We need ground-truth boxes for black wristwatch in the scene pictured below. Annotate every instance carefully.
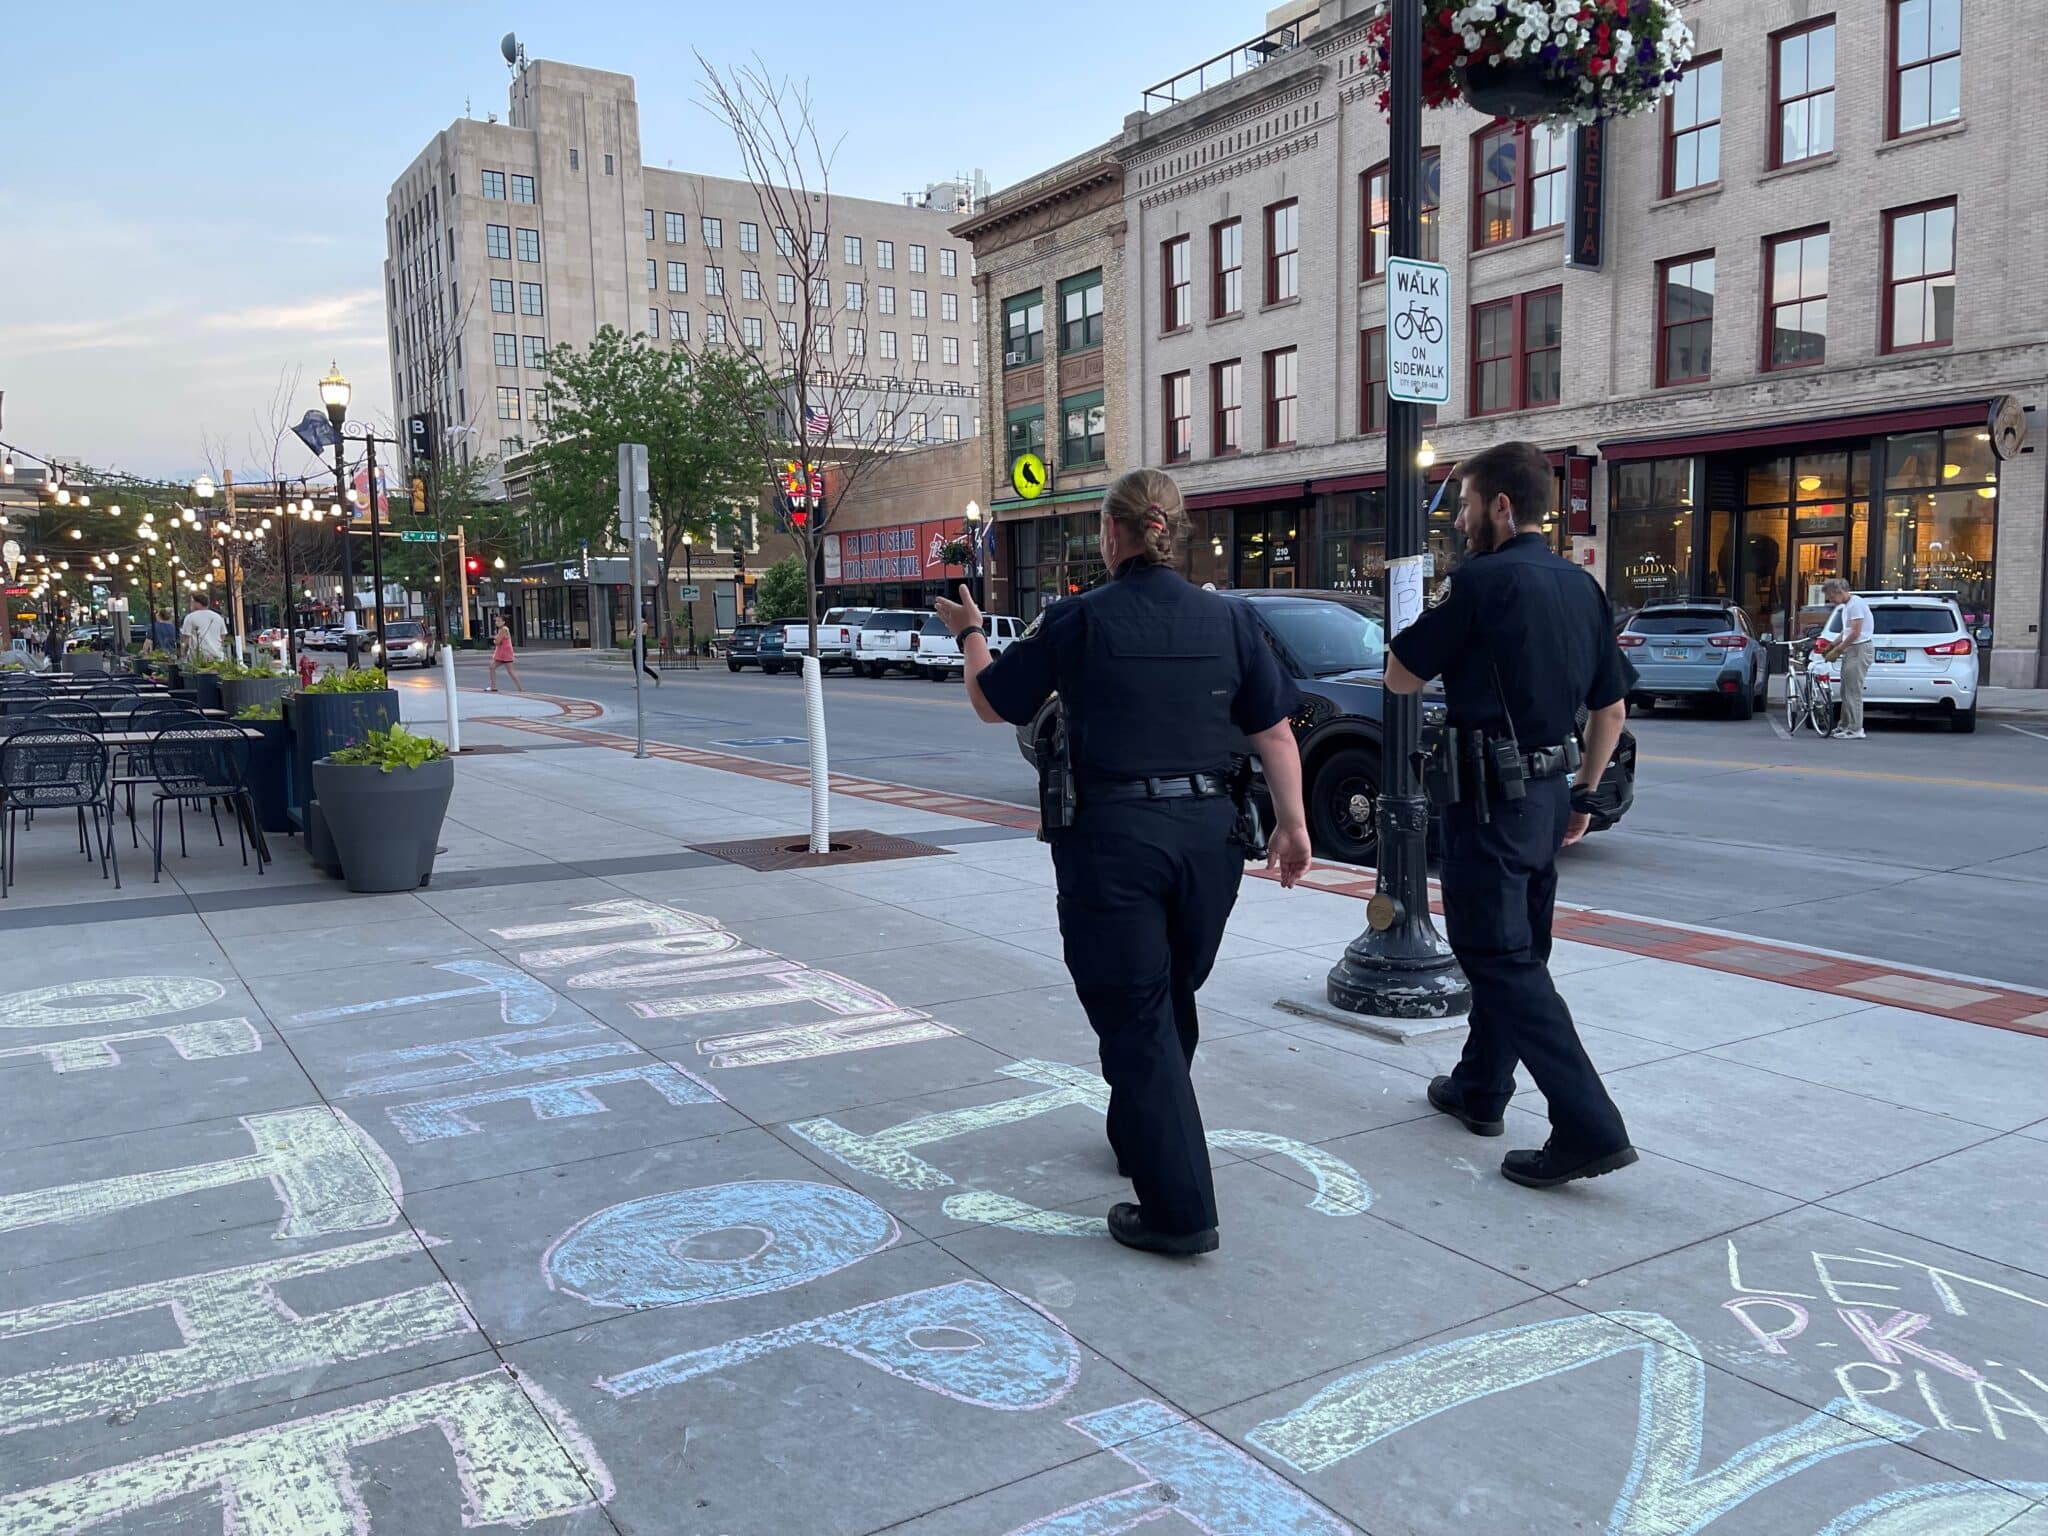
[953,624,987,645]
[1569,783,1602,816]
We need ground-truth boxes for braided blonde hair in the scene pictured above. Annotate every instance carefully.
[1102,468,1189,566]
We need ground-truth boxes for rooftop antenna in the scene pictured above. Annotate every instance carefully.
[500,32,527,74]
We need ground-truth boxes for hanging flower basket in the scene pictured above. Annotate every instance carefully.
[937,539,976,567]
[1363,1,1695,128]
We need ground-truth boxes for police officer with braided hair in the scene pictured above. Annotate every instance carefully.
[935,467,1311,1256]
[1385,440,1638,1189]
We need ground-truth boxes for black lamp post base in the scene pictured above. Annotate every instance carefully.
[1326,930,1472,1021]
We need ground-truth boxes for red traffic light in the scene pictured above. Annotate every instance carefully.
[790,510,807,528]
[464,556,483,576]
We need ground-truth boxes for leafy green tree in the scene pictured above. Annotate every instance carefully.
[752,554,807,623]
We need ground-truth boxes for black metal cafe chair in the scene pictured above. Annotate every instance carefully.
[112,699,204,843]
[135,717,268,883]
[0,723,118,896]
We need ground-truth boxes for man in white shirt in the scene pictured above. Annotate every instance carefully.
[1824,579,1874,739]
[179,594,229,663]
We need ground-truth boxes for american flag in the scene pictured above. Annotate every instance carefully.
[803,406,832,439]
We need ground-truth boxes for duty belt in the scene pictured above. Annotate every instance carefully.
[1081,773,1231,803]
[1521,743,1579,779]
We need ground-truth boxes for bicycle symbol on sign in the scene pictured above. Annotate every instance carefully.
[1392,300,1444,345]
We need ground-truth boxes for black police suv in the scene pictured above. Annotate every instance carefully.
[1016,589,1636,865]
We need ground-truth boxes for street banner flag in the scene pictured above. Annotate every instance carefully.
[292,410,339,455]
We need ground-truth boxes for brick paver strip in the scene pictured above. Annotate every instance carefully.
[475,698,2048,1038]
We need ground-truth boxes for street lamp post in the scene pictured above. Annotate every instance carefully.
[320,365,355,663]
[1324,0,1471,1023]
[316,363,392,667]
[963,500,984,607]
[682,531,696,660]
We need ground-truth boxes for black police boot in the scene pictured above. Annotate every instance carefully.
[1107,1202,1218,1257]
[1501,1142,1639,1190]
[1427,1076,1505,1137]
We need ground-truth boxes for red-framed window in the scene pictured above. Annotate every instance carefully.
[1764,227,1829,369]
[1211,359,1242,455]
[1265,200,1299,304]
[1163,371,1192,463]
[1469,287,1562,416]
[1162,236,1191,332]
[1362,163,1389,280]
[1771,18,1836,167]
[1890,0,1960,137]
[1417,149,1442,262]
[1471,123,1566,249]
[1663,55,1723,194]
[1212,219,1242,318]
[1656,253,1716,387]
[1883,199,1956,352]
[1263,347,1298,448]
[1360,328,1387,434]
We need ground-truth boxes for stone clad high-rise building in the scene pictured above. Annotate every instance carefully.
[384,59,982,479]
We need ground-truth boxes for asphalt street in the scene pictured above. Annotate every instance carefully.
[479,652,2048,989]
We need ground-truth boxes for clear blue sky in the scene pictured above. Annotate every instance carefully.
[0,0,1259,484]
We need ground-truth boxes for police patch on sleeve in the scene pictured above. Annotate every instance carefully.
[1428,575,1453,608]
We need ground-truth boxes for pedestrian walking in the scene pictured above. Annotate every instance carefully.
[150,609,177,653]
[488,615,524,693]
[634,620,661,687]
[179,594,228,663]
[935,467,1312,1257]
[1385,441,1637,1190]
[43,621,65,668]
[1824,578,1874,739]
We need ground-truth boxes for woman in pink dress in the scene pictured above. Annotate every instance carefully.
[487,615,524,693]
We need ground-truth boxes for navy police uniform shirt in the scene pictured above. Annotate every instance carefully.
[1389,531,1625,747]
[977,559,1298,780]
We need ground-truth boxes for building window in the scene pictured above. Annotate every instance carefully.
[496,385,521,420]
[510,174,535,204]
[810,231,827,262]
[669,309,690,342]
[875,239,894,270]
[1060,269,1103,351]
[569,148,579,171]
[779,320,798,351]
[1164,371,1192,462]
[1363,164,1390,280]
[706,267,725,298]
[520,282,543,317]
[1472,122,1566,248]
[481,170,505,200]
[603,153,614,176]
[942,335,959,365]
[1881,426,1997,630]
[1884,199,1956,351]
[742,315,763,349]
[1609,458,1700,614]
[701,216,722,248]
[910,289,927,319]
[843,235,861,265]
[942,413,961,441]
[939,248,957,277]
[1212,218,1242,317]
[739,221,758,252]
[845,280,863,310]
[1765,228,1829,369]
[493,332,517,367]
[1264,200,1298,304]
[647,259,658,291]
[1263,347,1298,448]
[879,330,898,360]
[814,324,831,355]
[1212,359,1242,455]
[908,412,927,441]
[1360,329,1387,433]
[667,261,688,293]
[774,227,795,259]
[1470,287,1562,415]
[1417,149,1442,262]
[847,326,864,356]
[1061,391,1106,467]
[1665,57,1722,194]
[810,277,829,307]
[1772,20,1836,166]
[523,335,547,369]
[1657,254,1716,386]
[877,285,896,315]
[1007,407,1045,478]
[485,224,511,259]
[1892,0,1961,136]
[648,307,660,336]
[1004,291,1044,364]
[706,313,726,345]
[516,227,540,262]
[1162,235,1191,330]
[742,269,762,301]
[776,273,796,305]
[909,244,927,274]
[644,208,655,240]
[666,211,686,244]
[910,333,929,364]
[940,292,958,322]
[490,278,514,313]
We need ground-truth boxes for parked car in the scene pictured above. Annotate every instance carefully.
[1811,590,1980,732]
[781,607,872,672]
[852,610,923,677]
[382,620,438,669]
[726,622,790,674]
[304,627,381,659]
[1616,600,1769,719]
[1014,589,1636,865]
[913,612,1023,680]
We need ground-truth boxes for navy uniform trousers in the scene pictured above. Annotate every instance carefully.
[1052,796,1242,1235]
[1440,775,1629,1154]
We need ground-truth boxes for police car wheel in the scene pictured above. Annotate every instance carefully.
[1309,747,1379,863]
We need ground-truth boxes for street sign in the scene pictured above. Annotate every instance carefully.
[1385,257,1451,405]
[399,530,441,543]
[679,584,701,602]
[1012,451,1048,500]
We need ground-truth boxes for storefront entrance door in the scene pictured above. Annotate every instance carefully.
[1789,536,1844,639]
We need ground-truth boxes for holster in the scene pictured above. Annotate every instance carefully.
[1229,756,1267,859]
[1036,708,1075,844]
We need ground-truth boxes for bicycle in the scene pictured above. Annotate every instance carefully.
[1392,301,1444,345]
[1781,638,1837,737]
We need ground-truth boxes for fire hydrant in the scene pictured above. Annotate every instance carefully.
[297,650,317,689]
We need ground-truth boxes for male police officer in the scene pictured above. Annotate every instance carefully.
[936,467,1311,1256]
[1384,441,1637,1189]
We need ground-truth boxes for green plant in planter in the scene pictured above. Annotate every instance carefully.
[234,699,285,721]
[326,724,448,772]
[303,666,390,694]
[213,658,283,681]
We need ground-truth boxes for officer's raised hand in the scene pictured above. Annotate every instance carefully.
[933,583,982,639]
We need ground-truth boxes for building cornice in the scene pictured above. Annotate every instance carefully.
[954,155,1122,243]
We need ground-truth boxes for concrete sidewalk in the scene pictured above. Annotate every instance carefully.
[0,690,2043,1535]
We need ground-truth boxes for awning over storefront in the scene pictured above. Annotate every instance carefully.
[1599,400,1995,463]
[1184,480,1308,511]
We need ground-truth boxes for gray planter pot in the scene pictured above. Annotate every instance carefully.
[188,669,225,712]
[220,676,290,717]
[312,756,453,893]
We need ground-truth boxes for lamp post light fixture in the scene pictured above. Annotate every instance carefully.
[962,499,985,606]
[681,530,697,659]
[1416,439,1437,469]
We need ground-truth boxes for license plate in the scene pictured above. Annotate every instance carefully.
[1876,648,1906,663]
[1660,647,1691,661]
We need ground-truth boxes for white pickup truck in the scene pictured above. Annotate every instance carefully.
[779,607,872,673]
[912,612,1024,680]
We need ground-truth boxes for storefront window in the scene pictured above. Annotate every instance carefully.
[1232,507,1301,588]
[1608,458,1698,617]
[1313,491,1388,596]
[1881,427,1996,636]
[1010,512,1106,621]
[1181,508,1231,588]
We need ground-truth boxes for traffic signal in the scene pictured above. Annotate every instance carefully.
[410,477,426,514]
[464,555,483,577]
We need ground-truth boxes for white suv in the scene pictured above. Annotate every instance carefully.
[852,610,923,677]
[1813,591,1980,733]
[913,613,1022,680]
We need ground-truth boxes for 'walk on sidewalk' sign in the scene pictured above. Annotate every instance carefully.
[1385,257,1451,406]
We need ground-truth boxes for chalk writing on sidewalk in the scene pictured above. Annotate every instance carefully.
[0,976,225,1029]
[0,1016,259,1073]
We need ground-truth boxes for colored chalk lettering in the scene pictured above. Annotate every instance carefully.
[545,1179,899,1309]
[340,1022,632,1098]
[1818,1481,2048,1536]
[0,1368,610,1535]
[694,1008,955,1069]
[385,1062,721,1142]
[290,958,560,1027]
[1723,1295,1811,1355]
[0,1016,259,1074]
[1249,1310,1921,1536]
[0,976,225,1030]
[493,896,716,951]
[601,1279,1080,1410]
[1207,1130,1372,1215]
[941,1191,1109,1236]
[0,1234,469,1436]
[629,967,907,1020]
[0,1107,398,1239]
[1005,1399,1356,1535]
[1837,1308,1983,1382]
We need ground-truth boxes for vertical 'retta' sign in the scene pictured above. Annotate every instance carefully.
[1566,122,1606,272]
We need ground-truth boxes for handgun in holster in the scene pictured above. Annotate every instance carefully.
[1460,728,1491,824]
[1036,706,1075,843]
[1418,728,1462,810]
[1229,756,1268,860]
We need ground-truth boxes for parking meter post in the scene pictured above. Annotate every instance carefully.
[619,444,649,761]
[440,643,462,754]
